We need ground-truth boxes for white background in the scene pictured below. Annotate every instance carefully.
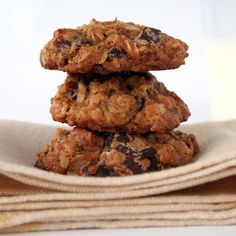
[1,0,236,235]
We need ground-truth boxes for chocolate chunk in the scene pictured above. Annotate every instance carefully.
[105,133,130,151]
[64,58,69,65]
[116,133,130,144]
[108,48,126,60]
[126,84,133,91]
[56,39,71,48]
[139,27,161,44]
[104,134,160,173]
[94,165,116,177]
[140,148,159,171]
[72,95,77,101]
[116,144,142,174]
[104,133,115,150]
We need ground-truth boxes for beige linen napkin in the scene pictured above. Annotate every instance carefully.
[0,120,236,233]
[1,175,236,233]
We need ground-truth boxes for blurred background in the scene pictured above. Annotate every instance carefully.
[0,0,235,125]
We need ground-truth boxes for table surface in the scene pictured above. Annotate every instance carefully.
[7,226,236,236]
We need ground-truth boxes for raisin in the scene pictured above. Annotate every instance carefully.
[108,48,127,60]
[139,27,161,44]
[56,39,71,48]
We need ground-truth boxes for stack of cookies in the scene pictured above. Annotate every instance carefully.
[36,19,199,176]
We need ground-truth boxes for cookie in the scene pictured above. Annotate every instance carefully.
[35,128,199,176]
[50,72,190,134]
[35,128,105,174]
[40,19,188,74]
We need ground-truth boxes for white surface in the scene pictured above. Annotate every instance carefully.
[7,226,236,236]
[1,0,236,235]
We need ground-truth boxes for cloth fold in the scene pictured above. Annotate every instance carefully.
[0,120,236,233]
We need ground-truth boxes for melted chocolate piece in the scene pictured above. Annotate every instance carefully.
[116,133,130,144]
[116,144,142,174]
[56,39,71,48]
[104,133,160,174]
[140,148,159,171]
[108,48,127,60]
[104,133,115,150]
[139,27,161,44]
[94,165,117,177]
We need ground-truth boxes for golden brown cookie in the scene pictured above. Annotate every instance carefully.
[35,128,199,176]
[40,19,188,74]
[35,128,105,174]
[50,72,190,134]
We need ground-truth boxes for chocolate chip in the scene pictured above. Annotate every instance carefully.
[104,133,141,174]
[72,95,77,101]
[104,133,158,174]
[56,39,71,48]
[104,133,115,150]
[116,144,142,174]
[64,58,69,65]
[139,27,161,44]
[108,48,127,60]
[126,84,133,91]
[116,133,130,144]
[115,144,131,155]
[94,165,117,177]
[140,148,159,171]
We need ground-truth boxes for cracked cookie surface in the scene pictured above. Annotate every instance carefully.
[40,19,188,74]
[35,128,199,176]
[50,72,190,134]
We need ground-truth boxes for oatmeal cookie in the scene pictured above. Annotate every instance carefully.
[35,128,105,174]
[35,128,199,176]
[40,19,188,74]
[50,72,190,134]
